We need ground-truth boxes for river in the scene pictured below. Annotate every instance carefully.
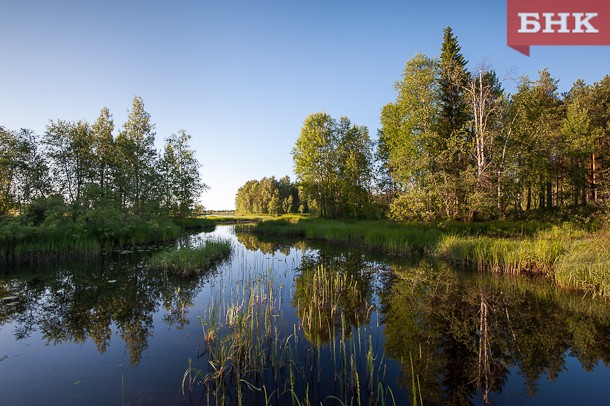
[0,225,609,405]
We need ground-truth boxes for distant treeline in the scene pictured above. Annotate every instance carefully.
[238,27,610,221]
[236,113,376,218]
[0,97,207,258]
[235,176,302,216]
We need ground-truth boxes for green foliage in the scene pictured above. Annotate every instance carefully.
[147,239,231,277]
[292,113,374,218]
[0,195,185,264]
[235,175,300,216]
[380,28,610,220]
[0,96,210,262]
[254,217,610,298]
[160,130,208,219]
[389,189,438,222]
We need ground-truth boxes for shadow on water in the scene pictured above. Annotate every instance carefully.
[380,259,610,405]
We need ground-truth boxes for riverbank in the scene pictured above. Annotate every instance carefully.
[253,216,610,299]
[0,214,215,265]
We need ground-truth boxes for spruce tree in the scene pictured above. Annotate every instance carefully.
[437,26,473,219]
[438,26,470,141]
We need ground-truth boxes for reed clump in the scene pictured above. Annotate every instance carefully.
[148,239,231,277]
[183,263,396,405]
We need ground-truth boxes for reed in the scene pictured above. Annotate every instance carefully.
[0,214,184,264]
[554,234,610,299]
[148,239,232,277]
[182,259,397,405]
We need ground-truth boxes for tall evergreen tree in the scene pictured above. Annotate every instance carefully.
[438,26,470,143]
[437,26,473,218]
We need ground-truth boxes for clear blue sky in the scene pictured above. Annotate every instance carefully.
[2,0,610,209]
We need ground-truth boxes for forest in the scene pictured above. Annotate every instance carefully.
[237,27,610,221]
[0,96,207,260]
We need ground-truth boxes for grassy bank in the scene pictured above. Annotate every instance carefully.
[148,239,232,277]
[204,213,305,224]
[0,213,216,265]
[253,218,610,299]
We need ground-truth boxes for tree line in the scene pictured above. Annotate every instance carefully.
[237,114,375,218]
[0,96,207,256]
[0,96,205,220]
[239,27,609,220]
[235,176,303,216]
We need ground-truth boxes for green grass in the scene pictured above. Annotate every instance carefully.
[0,213,214,264]
[205,213,307,224]
[255,218,442,255]
[253,218,610,299]
[554,234,610,299]
[147,239,232,277]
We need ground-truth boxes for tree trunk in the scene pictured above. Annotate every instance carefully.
[592,153,598,202]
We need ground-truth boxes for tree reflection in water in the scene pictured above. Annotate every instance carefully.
[293,250,377,344]
[2,230,610,404]
[380,259,610,404]
[0,254,217,366]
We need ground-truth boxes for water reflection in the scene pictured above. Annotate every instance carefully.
[0,255,217,366]
[293,250,378,344]
[235,226,303,255]
[380,259,610,404]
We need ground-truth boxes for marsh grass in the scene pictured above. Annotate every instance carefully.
[254,219,610,299]
[205,214,306,224]
[0,215,183,265]
[554,233,610,299]
[183,262,396,405]
[255,219,442,255]
[148,239,232,277]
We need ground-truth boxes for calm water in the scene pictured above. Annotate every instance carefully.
[1,225,609,405]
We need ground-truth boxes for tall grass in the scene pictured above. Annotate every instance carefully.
[255,219,442,256]
[182,262,396,405]
[0,214,202,265]
[147,239,231,277]
[554,234,610,299]
[254,218,610,299]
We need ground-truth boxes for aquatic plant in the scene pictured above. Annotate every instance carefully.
[148,239,232,277]
[182,261,396,405]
